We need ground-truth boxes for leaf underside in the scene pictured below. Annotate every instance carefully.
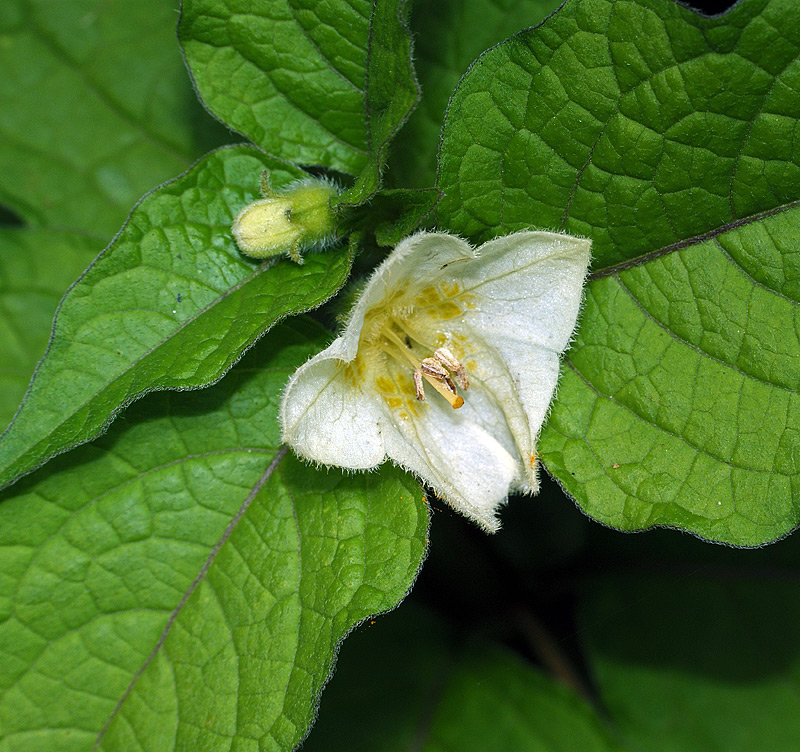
[334,0,420,207]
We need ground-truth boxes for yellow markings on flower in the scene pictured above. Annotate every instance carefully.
[414,282,476,321]
[342,357,367,389]
[374,374,422,419]
[379,327,465,409]
[345,279,475,412]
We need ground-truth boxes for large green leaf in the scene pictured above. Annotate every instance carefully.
[0,229,98,429]
[437,0,800,544]
[181,0,417,182]
[334,0,419,207]
[547,207,800,544]
[0,0,228,236]
[304,605,622,751]
[0,319,428,752]
[582,573,800,752]
[389,0,563,189]
[0,146,353,492]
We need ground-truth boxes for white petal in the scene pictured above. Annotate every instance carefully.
[341,232,476,351]
[430,231,590,487]
[465,329,563,491]
[280,230,592,533]
[281,339,517,531]
[381,397,519,532]
[280,339,385,469]
[465,231,590,349]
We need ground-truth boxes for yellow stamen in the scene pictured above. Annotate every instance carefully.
[380,326,464,409]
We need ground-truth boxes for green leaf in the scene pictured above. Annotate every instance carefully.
[372,189,440,246]
[0,229,98,429]
[180,0,419,200]
[343,188,440,247]
[0,0,228,237]
[582,573,800,752]
[179,0,371,174]
[334,0,419,207]
[304,605,622,751]
[437,0,800,545]
[545,207,800,544]
[424,649,620,752]
[389,0,563,189]
[0,319,428,752]
[0,146,353,492]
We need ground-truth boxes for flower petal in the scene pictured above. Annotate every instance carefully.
[466,329,563,490]
[280,230,591,533]
[434,231,591,487]
[380,397,519,532]
[280,339,386,469]
[459,231,591,351]
[341,232,476,350]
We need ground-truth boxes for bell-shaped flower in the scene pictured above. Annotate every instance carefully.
[280,231,591,531]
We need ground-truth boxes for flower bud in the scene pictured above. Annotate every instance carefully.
[232,172,339,264]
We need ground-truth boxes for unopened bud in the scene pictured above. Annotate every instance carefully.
[232,171,340,264]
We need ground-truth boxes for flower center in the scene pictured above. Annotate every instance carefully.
[376,322,468,409]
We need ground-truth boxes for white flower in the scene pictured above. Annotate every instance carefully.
[280,231,591,532]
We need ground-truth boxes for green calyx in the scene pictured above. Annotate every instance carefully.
[232,171,340,264]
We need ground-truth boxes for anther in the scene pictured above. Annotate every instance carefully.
[420,357,449,379]
[413,369,426,401]
[420,357,460,403]
[378,325,465,409]
[433,347,470,390]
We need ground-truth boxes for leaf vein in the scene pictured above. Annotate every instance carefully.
[588,198,800,280]
[564,359,783,476]
[92,446,289,749]
[613,272,797,393]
